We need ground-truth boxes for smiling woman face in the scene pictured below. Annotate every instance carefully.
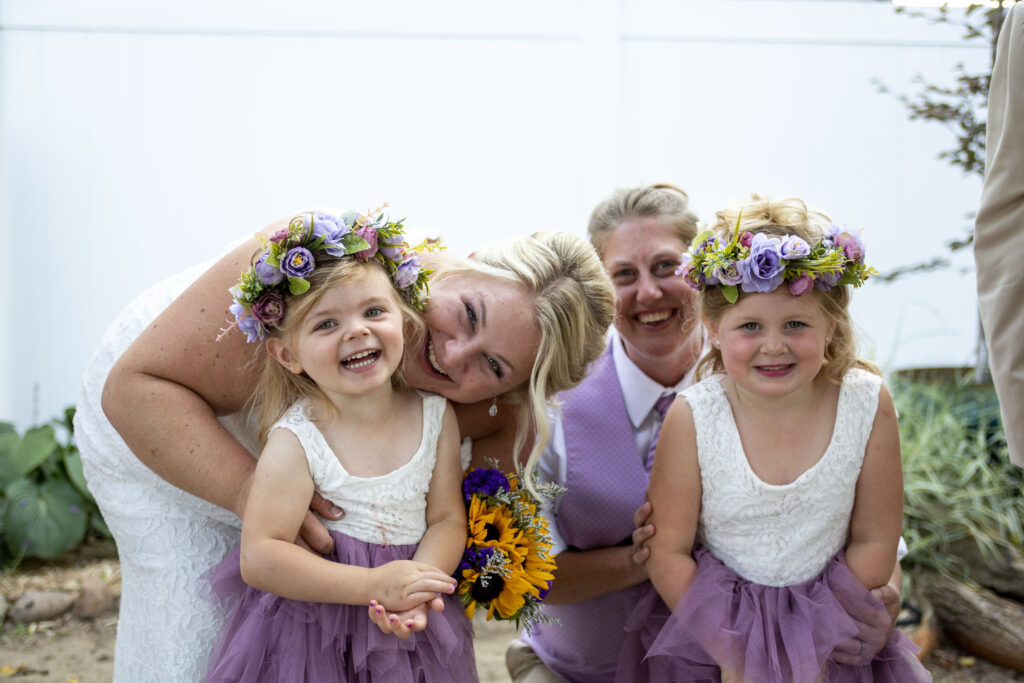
[402,270,541,404]
[603,217,700,384]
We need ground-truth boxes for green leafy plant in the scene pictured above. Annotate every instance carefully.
[0,407,110,568]
[894,375,1023,585]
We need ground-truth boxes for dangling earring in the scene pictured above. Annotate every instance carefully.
[488,398,498,417]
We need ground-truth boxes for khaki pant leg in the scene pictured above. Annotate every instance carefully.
[505,639,564,683]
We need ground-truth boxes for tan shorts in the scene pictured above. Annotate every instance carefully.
[505,639,563,683]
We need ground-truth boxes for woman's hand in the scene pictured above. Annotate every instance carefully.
[367,597,446,639]
[296,492,344,554]
[631,500,655,566]
[370,560,457,613]
[829,582,901,665]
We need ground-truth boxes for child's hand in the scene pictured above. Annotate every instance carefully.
[367,599,445,639]
[371,560,456,613]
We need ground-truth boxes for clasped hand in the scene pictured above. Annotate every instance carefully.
[366,560,455,640]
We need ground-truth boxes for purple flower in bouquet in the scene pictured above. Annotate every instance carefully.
[353,225,379,261]
[282,246,315,278]
[252,292,285,326]
[457,545,496,574]
[463,468,511,501]
[740,232,754,248]
[269,228,290,244]
[780,235,811,260]
[788,273,815,297]
[254,253,284,286]
[738,233,785,292]
[395,254,422,290]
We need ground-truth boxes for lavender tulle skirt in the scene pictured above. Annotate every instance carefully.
[617,547,930,683]
[204,530,478,683]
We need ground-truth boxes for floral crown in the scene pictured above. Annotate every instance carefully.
[221,206,432,343]
[677,216,876,303]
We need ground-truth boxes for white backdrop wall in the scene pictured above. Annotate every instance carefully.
[1,0,984,428]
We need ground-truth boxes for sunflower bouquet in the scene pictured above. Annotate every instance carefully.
[456,462,562,634]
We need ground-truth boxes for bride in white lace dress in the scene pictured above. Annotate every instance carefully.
[74,211,614,682]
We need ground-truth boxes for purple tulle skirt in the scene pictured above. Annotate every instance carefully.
[617,547,930,683]
[204,530,478,683]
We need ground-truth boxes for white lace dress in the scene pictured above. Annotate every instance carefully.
[618,369,930,682]
[74,259,261,683]
[204,394,479,683]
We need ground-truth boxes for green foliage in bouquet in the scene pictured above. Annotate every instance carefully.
[894,375,1023,585]
[0,407,110,568]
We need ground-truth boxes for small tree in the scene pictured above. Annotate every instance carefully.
[873,2,1015,283]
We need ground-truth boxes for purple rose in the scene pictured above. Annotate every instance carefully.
[230,303,265,343]
[737,233,785,292]
[281,247,315,278]
[395,255,422,289]
[676,256,702,291]
[713,262,743,286]
[353,225,379,261]
[833,230,864,262]
[269,228,290,244]
[463,468,511,501]
[780,235,811,260]
[379,239,408,262]
[252,292,285,326]
[788,274,815,296]
[740,232,754,248]
[313,212,352,257]
[254,253,284,286]
[815,270,842,292]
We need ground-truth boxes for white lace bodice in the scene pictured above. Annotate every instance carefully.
[271,394,446,546]
[685,369,882,587]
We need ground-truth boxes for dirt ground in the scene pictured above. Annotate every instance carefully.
[1,541,1022,682]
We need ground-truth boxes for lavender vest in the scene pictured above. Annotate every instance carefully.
[525,344,653,683]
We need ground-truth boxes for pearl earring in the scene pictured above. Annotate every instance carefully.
[489,398,498,417]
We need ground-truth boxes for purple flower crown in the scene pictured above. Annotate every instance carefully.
[220,206,432,343]
[677,219,876,304]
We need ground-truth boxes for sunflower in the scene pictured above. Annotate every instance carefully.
[466,495,529,566]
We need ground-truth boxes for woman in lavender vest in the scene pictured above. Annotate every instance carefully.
[504,185,906,683]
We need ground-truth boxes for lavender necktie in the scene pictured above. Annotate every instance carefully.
[645,393,676,469]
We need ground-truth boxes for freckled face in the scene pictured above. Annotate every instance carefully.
[710,288,835,401]
[402,271,541,404]
[270,269,405,402]
[602,217,699,374]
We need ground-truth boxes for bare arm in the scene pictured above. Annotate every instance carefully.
[101,222,340,552]
[101,234,268,518]
[240,429,455,609]
[541,544,648,605]
[411,402,469,574]
[844,385,903,591]
[644,399,702,612]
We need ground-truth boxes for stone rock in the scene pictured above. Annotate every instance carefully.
[73,577,116,620]
[0,593,8,623]
[8,590,75,622]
